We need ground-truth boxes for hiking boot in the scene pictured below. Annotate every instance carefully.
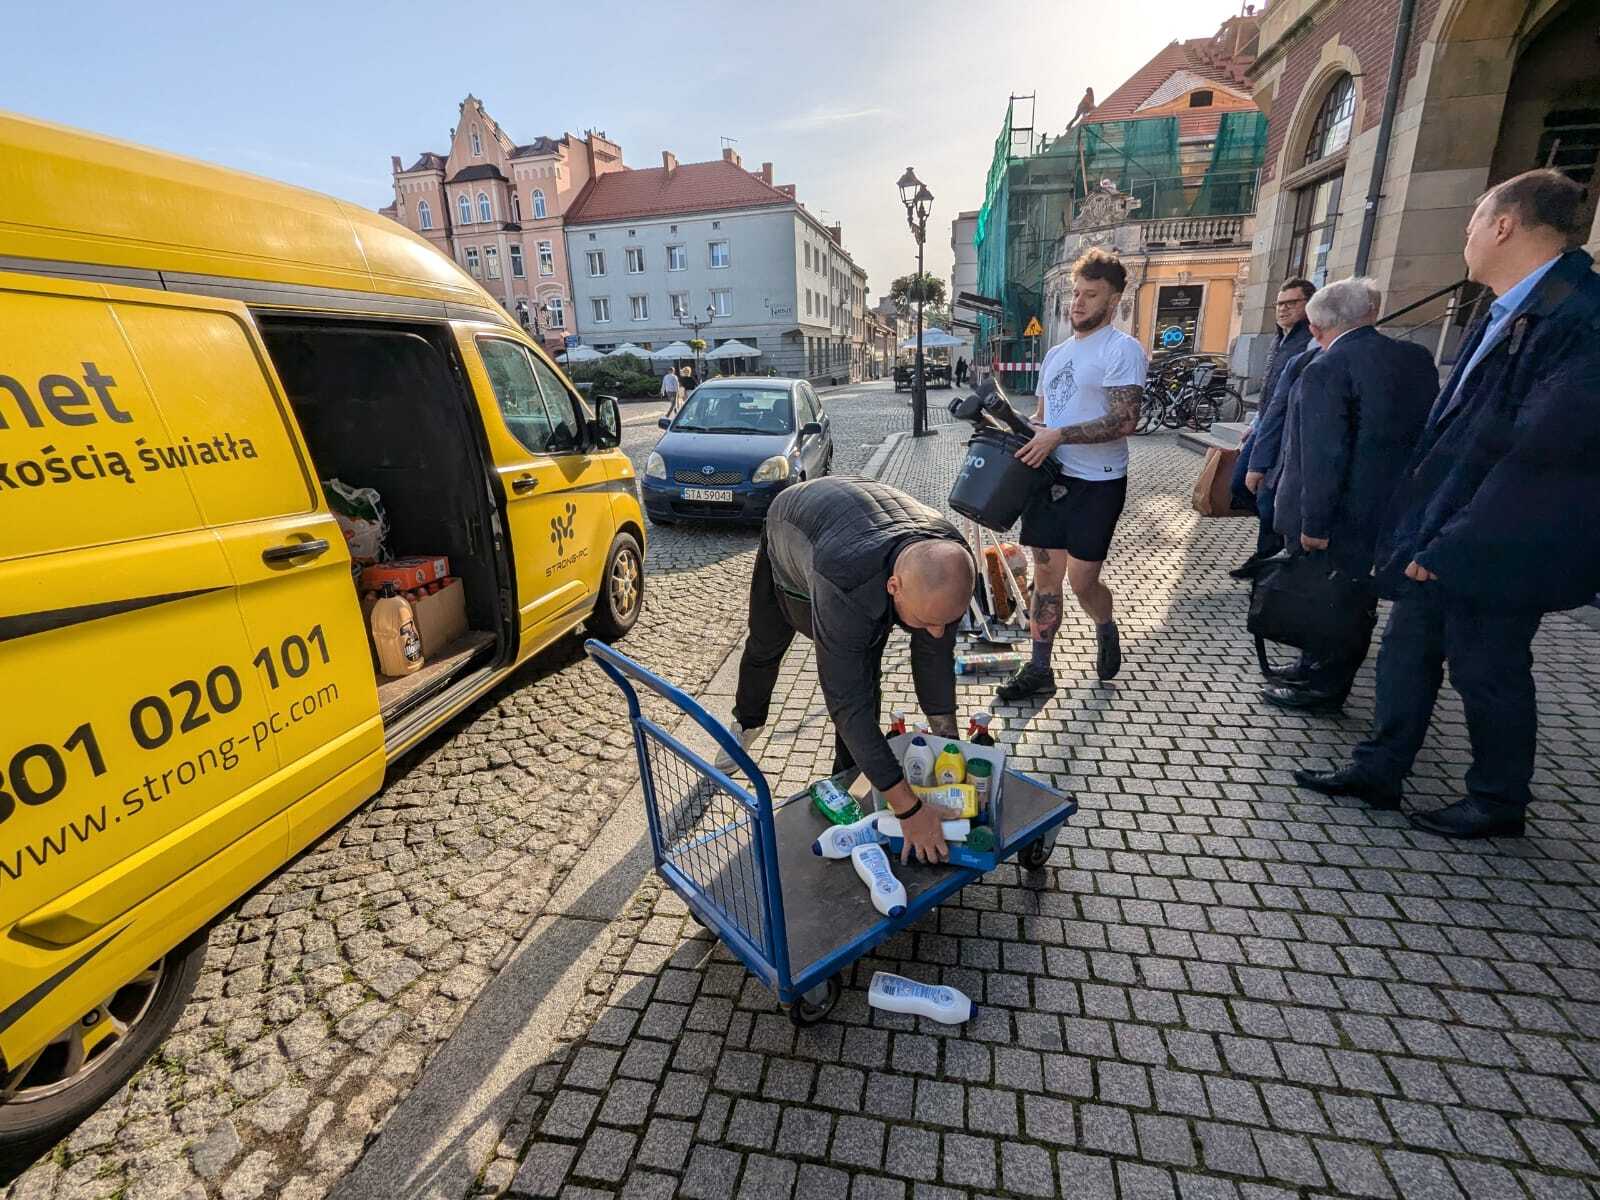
[996,662,1057,703]
[1096,622,1122,681]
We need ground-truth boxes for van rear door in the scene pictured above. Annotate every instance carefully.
[0,273,380,1068]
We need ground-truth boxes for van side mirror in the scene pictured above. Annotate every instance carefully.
[590,395,622,449]
[800,421,822,438]
[657,416,671,429]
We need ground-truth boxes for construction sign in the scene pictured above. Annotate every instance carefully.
[1023,316,1043,337]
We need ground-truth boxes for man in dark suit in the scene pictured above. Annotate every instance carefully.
[1229,278,1315,579]
[1264,278,1438,712]
[1295,170,1600,838]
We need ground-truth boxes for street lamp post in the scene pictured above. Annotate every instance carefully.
[897,168,935,437]
[678,302,717,381]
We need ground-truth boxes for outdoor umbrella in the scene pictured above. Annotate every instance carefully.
[704,340,760,360]
[650,341,696,360]
[557,345,604,363]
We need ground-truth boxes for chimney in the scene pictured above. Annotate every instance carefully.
[760,161,773,185]
[391,155,403,173]
[661,150,678,174]
[721,146,742,167]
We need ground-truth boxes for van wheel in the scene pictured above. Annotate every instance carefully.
[0,931,207,1162]
[588,532,645,641]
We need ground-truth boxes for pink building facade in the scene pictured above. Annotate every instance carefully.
[384,95,625,352]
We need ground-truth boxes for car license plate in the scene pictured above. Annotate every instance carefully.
[681,487,734,502]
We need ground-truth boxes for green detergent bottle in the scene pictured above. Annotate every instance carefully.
[810,777,865,826]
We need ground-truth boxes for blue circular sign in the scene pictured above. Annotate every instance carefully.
[1160,326,1186,349]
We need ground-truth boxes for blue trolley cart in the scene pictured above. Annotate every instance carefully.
[586,640,1078,1024]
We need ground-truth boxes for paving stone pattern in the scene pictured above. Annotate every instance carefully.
[493,422,1600,1199]
[1,383,917,1200]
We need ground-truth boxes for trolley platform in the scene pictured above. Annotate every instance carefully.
[586,639,1077,1024]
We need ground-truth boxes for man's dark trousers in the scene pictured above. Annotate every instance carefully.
[734,533,883,776]
[1350,584,1541,806]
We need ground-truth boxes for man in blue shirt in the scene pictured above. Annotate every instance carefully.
[1294,170,1600,838]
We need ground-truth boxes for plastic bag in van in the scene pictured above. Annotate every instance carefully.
[323,478,389,564]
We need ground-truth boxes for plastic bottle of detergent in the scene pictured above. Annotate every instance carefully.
[901,737,937,788]
[813,811,887,858]
[371,583,423,676]
[867,971,974,1024]
[933,743,966,785]
[851,844,907,917]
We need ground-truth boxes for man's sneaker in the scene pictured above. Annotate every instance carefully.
[1096,622,1122,681]
[713,722,760,774]
[996,663,1056,703]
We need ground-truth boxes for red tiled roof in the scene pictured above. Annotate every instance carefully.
[1085,18,1259,140]
[565,159,792,225]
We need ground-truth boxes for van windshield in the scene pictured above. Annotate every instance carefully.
[672,387,794,435]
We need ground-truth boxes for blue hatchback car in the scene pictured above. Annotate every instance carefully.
[643,378,834,524]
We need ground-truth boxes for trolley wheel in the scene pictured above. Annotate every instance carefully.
[788,975,842,1027]
[1018,836,1053,871]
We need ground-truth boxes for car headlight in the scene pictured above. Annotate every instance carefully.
[645,451,667,480]
[752,455,791,483]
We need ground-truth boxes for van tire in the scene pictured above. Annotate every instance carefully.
[588,532,645,641]
[0,930,208,1164]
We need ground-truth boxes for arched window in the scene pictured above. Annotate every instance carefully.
[458,193,472,225]
[532,189,547,219]
[1303,73,1355,167]
[417,200,433,230]
[478,191,493,223]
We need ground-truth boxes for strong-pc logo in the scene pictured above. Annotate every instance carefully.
[549,502,577,553]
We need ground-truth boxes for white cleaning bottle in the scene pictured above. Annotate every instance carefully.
[867,971,974,1024]
[875,815,971,843]
[813,810,887,858]
[851,844,907,918]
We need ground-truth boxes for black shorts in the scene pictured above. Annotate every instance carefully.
[1019,475,1128,562]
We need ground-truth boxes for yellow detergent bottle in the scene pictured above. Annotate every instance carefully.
[933,743,966,785]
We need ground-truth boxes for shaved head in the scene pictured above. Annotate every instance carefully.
[888,539,975,637]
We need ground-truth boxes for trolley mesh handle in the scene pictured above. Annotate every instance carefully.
[585,640,789,981]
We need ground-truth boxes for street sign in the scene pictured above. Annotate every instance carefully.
[564,335,579,349]
[1023,316,1043,338]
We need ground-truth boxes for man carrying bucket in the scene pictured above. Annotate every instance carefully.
[999,249,1146,700]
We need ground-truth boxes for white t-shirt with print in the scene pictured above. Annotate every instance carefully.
[1038,325,1147,481]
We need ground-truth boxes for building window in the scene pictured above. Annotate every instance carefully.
[670,292,689,318]
[667,244,687,271]
[471,129,482,157]
[418,200,432,230]
[510,245,524,277]
[592,297,612,323]
[532,189,547,219]
[464,247,481,275]
[626,247,645,274]
[478,192,493,223]
[711,289,732,317]
[587,250,606,277]
[538,241,555,275]
[1303,73,1356,167]
[484,246,501,279]
[546,297,565,328]
[1286,174,1344,287]
[630,295,649,321]
[709,240,730,268]
[458,194,473,225]
[1189,90,1214,108]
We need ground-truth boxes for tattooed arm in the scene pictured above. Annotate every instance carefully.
[1057,384,1143,443]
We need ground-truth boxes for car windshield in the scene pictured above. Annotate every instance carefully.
[672,387,794,435]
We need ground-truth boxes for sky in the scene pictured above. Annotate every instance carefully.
[7,0,1251,299]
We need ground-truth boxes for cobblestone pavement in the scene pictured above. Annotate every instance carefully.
[490,426,1600,1200]
[1,381,920,1200]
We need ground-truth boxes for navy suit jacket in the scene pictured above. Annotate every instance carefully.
[1274,326,1436,573]
[1247,320,1313,481]
[1375,249,1600,612]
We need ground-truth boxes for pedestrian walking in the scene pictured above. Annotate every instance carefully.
[659,368,680,415]
[1230,278,1315,579]
[1261,277,1436,713]
[1295,169,1600,838]
[998,249,1145,700]
[717,477,976,864]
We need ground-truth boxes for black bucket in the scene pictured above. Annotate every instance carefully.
[948,429,1048,530]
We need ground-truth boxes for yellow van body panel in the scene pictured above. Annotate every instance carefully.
[0,111,497,314]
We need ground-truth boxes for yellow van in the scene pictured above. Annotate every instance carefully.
[0,114,646,1152]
